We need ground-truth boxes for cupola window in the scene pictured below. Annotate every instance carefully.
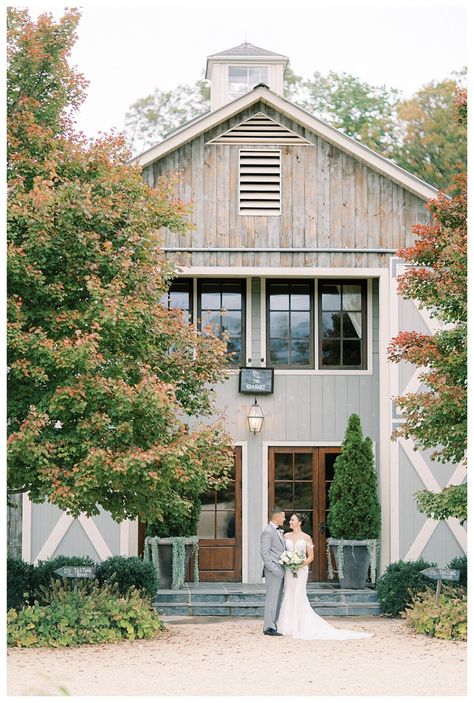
[228,65,268,100]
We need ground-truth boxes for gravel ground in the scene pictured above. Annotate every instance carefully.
[7,615,467,697]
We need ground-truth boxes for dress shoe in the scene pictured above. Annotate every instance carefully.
[263,628,283,636]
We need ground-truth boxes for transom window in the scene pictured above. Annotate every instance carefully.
[228,65,268,100]
[318,280,367,369]
[198,280,245,366]
[267,280,313,368]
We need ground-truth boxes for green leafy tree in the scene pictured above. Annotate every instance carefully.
[394,75,467,193]
[327,414,381,540]
[388,90,467,523]
[125,77,210,154]
[7,8,234,525]
[298,70,401,156]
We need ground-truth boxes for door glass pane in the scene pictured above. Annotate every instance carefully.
[321,284,341,310]
[343,340,361,365]
[270,311,289,338]
[325,453,338,481]
[216,483,235,509]
[290,340,310,365]
[295,454,312,480]
[322,312,341,338]
[216,511,235,538]
[197,510,215,539]
[342,285,362,311]
[274,482,293,505]
[321,340,340,366]
[275,453,293,480]
[269,340,289,365]
[294,482,312,509]
[291,311,310,338]
[200,489,216,508]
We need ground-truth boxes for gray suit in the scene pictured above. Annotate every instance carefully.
[260,523,285,631]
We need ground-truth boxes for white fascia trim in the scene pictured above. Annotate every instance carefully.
[234,441,249,583]
[21,493,32,562]
[378,268,392,573]
[245,278,252,365]
[134,86,439,201]
[175,266,385,278]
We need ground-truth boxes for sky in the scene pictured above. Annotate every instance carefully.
[20,0,469,141]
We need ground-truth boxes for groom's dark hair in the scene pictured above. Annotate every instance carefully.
[271,505,284,515]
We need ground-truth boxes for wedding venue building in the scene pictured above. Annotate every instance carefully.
[10,43,466,586]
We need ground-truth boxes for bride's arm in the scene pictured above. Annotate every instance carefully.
[304,538,314,566]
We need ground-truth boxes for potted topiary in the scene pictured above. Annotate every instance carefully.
[326,413,381,589]
[143,495,200,590]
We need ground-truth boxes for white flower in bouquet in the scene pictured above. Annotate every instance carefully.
[279,549,306,577]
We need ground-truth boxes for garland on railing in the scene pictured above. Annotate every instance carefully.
[143,536,199,589]
[326,539,379,582]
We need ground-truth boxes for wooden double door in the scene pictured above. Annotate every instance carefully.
[268,446,340,581]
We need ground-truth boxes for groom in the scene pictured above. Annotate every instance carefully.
[260,506,286,636]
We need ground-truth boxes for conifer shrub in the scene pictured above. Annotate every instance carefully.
[7,557,37,610]
[404,585,467,640]
[376,559,435,616]
[7,581,163,648]
[95,556,158,598]
[327,414,381,539]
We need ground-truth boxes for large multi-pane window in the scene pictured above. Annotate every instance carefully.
[267,281,313,368]
[318,280,367,369]
[198,280,245,366]
[228,65,269,101]
[160,279,192,322]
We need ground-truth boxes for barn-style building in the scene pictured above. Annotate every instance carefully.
[10,43,466,587]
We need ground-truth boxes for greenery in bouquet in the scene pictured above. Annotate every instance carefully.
[279,549,306,577]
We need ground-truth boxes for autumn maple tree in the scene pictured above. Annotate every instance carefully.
[7,8,234,524]
[387,90,467,524]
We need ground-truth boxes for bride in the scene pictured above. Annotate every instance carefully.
[276,513,373,640]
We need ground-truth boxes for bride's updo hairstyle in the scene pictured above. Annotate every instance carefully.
[293,512,307,527]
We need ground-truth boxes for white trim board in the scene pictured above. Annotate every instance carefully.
[133,86,438,202]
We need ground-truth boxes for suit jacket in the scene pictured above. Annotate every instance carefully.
[260,523,286,578]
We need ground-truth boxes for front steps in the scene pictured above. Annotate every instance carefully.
[153,582,382,617]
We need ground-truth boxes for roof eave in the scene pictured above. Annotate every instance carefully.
[132,86,440,202]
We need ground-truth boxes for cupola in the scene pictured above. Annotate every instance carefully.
[205,42,288,112]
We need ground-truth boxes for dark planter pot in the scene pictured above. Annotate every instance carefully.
[156,539,194,590]
[330,543,371,589]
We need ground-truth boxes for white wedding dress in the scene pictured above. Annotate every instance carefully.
[276,539,373,640]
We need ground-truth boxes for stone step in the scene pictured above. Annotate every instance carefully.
[154,600,382,618]
[154,588,380,605]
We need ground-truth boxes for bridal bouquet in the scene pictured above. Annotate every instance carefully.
[279,550,306,577]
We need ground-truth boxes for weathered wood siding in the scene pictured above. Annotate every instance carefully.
[142,102,429,269]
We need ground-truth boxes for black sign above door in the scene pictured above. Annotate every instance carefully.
[239,367,274,394]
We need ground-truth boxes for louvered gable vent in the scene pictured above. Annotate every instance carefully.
[239,149,281,215]
[209,112,312,145]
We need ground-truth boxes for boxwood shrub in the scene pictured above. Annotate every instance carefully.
[95,556,158,599]
[7,557,37,610]
[376,559,436,617]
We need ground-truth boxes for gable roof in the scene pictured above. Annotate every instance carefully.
[206,111,313,145]
[132,85,439,201]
